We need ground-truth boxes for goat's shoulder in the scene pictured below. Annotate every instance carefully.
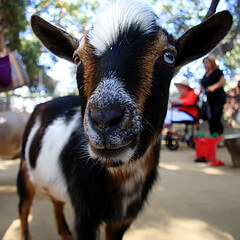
[35,95,80,119]
[22,96,82,165]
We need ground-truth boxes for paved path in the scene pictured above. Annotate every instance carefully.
[1,145,240,240]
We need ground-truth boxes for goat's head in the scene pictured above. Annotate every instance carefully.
[31,0,232,166]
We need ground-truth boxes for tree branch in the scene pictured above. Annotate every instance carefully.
[203,0,220,21]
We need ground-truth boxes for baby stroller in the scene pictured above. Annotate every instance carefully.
[163,104,200,151]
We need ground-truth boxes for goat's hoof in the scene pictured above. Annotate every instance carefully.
[61,235,74,240]
[21,231,31,240]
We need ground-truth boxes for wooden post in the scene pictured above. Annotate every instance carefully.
[225,133,240,168]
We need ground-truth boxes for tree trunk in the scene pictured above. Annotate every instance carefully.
[0,18,7,55]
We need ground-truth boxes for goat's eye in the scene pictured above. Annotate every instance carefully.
[73,55,81,66]
[163,52,175,65]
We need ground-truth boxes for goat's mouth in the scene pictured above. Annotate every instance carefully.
[88,139,138,166]
[92,141,131,156]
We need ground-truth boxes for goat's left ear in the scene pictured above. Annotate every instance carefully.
[31,15,79,62]
[175,11,233,67]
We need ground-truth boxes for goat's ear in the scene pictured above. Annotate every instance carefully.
[31,15,79,62]
[175,11,233,67]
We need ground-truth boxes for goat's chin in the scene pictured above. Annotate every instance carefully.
[88,142,137,167]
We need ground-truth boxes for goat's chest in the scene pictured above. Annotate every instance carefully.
[106,160,148,218]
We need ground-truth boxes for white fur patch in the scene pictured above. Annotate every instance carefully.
[121,173,145,215]
[88,0,156,55]
[25,117,41,170]
[26,110,81,202]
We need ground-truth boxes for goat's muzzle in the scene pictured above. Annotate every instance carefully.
[83,77,142,164]
[86,103,140,163]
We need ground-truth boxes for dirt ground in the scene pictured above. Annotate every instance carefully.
[1,140,240,240]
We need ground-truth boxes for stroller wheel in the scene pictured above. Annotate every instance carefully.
[166,137,179,151]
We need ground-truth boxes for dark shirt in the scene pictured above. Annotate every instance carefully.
[201,68,226,104]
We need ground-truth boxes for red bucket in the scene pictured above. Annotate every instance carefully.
[194,136,220,161]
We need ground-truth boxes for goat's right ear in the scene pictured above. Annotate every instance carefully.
[31,15,79,62]
[175,11,233,67]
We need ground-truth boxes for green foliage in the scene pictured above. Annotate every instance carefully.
[224,46,240,71]
[32,0,99,34]
[19,38,41,79]
[222,0,240,71]
[0,0,55,93]
[155,0,207,37]
[0,0,29,51]
[0,0,99,95]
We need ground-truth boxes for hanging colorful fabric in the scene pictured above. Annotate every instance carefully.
[0,51,30,92]
[0,54,12,88]
[9,51,30,89]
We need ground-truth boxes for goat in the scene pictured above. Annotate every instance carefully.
[17,0,232,239]
[0,112,28,159]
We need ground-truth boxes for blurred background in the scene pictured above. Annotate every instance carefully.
[0,0,239,126]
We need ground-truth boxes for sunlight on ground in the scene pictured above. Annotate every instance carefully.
[201,167,225,175]
[160,162,181,171]
[2,215,32,240]
[3,215,234,240]
[0,185,16,193]
[0,159,19,170]
[126,217,234,240]
[159,158,226,176]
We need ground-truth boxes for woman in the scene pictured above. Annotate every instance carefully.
[201,55,226,146]
[164,79,198,125]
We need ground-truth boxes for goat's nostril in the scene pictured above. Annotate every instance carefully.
[108,114,123,127]
[90,107,124,131]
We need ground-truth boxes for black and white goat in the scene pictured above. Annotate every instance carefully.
[17,0,232,239]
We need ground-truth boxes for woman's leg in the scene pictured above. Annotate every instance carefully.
[209,102,224,135]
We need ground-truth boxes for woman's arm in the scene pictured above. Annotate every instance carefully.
[206,75,226,92]
[169,99,182,105]
[170,91,197,106]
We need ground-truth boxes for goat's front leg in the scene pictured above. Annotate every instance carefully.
[17,159,35,240]
[105,218,134,240]
[75,215,99,240]
[51,199,74,240]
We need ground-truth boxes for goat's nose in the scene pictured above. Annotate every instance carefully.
[90,107,124,133]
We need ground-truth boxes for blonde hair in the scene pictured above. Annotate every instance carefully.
[203,55,218,70]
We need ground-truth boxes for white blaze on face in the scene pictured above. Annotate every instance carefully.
[88,0,156,56]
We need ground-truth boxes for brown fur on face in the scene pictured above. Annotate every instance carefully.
[136,29,177,110]
[74,35,100,100]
